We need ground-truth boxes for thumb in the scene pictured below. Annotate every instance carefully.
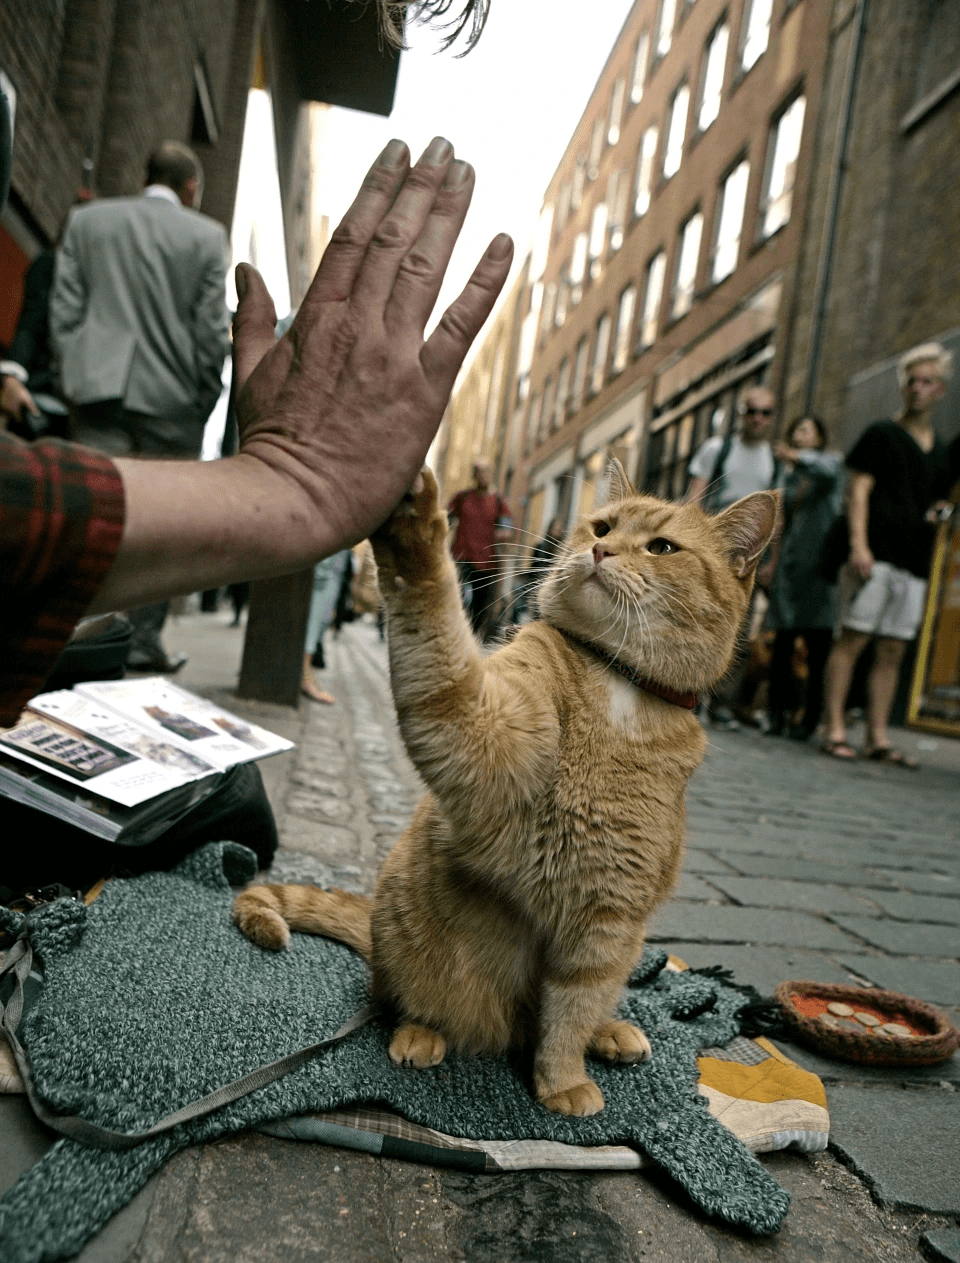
[232,263,278,393]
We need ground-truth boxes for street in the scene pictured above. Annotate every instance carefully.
[2,610,958,1261]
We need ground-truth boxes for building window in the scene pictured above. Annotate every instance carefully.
[740,0,773,73]
[526,393,542,454]
[761,95,806,238]
[613,285,637,374]
[639,251,666,349]
[569,231,588,305]
[698,21,729,133]
[608,76,626,145]
[655,0,679,60]
[590,313,612,395]
[672,210,703,318]
[663,83,689,180]
[571,335,589,415]
[571,154,587,210]
[630,30,650,104]
[588,117,605,179]
[554,356,571,429]
[607,168,629,251]
[540,282,557,344]
[555,279,569,329]
[589,202,608,278]
[712,159,749,283]
[634,126,659,217]
[541,376,556,443]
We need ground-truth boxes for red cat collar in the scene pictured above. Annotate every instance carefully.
[561,632,700,711]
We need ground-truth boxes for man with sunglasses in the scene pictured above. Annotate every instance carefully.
[685,385,779,728]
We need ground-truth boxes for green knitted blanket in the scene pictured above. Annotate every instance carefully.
[0,843,790,1261]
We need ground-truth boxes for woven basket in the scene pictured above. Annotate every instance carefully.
[775,980,960,1066]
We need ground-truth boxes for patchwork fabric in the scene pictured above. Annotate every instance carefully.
[0,843,798,1262]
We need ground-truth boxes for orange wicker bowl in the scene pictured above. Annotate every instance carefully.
[775,980,959,1067]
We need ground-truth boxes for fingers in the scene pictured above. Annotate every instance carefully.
[350,137,461,318]
[232,264,278,393]
[420,234,514,394]
[299,139,411,310]
[383,158,476,336]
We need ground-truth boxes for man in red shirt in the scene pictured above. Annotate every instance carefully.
[448,458,512,639]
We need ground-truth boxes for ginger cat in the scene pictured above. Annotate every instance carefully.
[234,463,778,1117]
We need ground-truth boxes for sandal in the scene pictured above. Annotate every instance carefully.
[822,739,857,760]
[864,746,918,769]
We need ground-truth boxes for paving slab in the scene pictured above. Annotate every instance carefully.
[648,904,867,950]
[704,875,878,915]
[922,1228,960,1262]
[657,941,863,997]
[772,1037,960,1087]
[680,849,738,875]
[669,873,722,901]
[827,1084,960,1213]
[828,916,960,958]
[872,869,960,896]
[832,954,960,1010]
[721,853,900,888]
[865,891,960,925]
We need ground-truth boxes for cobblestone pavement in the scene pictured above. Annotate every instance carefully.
[3,614,958,1261]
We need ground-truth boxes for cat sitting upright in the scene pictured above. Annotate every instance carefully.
[234,462,778,1117]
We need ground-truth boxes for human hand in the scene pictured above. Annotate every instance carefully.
[774,440,797,464]
[231,137,513,558]
[849,543,874,580]
[0,375,39,422]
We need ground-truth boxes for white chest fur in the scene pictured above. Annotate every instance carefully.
[604,671,643,734]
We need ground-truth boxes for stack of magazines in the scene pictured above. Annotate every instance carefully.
[0,678,294,845]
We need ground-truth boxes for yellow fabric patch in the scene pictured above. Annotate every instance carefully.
[697,1052,827,1108]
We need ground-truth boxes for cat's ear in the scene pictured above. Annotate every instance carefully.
[605,458,636,503]
[714,491,781,579]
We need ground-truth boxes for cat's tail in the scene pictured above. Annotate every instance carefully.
[232,884,372,961]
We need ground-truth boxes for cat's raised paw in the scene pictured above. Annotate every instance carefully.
[389,1023,447,1069]
[370,468,448,586]
[539,1080,605,1117]
[589,1020,652,1064]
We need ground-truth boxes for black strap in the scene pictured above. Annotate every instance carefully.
[703,433,734,512]
[0,932,374,1150]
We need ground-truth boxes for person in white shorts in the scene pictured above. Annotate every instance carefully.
[822,343,952,766]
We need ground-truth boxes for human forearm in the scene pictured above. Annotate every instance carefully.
[88,452,341,612]
[846,473,872,549]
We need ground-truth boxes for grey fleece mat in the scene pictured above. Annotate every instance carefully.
[0,843,790,1261]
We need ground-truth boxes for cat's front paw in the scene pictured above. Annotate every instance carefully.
[371,468,448,588]
[589,1019,652,1064]
[539,1080,605,1117]
[389,1022,447,1068]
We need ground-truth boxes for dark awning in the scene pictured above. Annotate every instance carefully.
[287,0,401,116]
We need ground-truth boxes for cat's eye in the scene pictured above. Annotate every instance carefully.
[648,537,680,556]
[593,521,611,538]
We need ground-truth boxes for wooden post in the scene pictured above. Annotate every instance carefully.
[237,568,313,706]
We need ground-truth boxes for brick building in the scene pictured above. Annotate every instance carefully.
[439,0,832,543]
[779,0,960,452]
[0,0,399,344]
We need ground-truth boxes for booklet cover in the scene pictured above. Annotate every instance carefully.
[75,678,294,770]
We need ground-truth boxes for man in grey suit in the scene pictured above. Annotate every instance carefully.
[51,140,231,669]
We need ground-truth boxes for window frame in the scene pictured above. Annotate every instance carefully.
[759,92,806,240]
[634,125,659,218]
[739,0,773,75]
[662,81,690,181]
[671,207,704,320]
[638,250,667,351]
[612,284,638,374]
[589,312,613,396]
[697,17,729,134]
[711,156,749,284]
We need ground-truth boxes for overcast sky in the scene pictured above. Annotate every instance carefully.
[310,1,636,351]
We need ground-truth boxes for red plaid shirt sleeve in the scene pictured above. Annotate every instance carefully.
[0,434,125,726]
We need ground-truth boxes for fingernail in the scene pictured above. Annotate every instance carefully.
[380,138,407,169]
[444,159,471,188]
[486,233,513,261]
[235,263,248,301]
[422,136,453,166]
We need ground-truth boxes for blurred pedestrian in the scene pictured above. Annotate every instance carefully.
[764,416,842,739]
[302,551,351,703]
[685,385,781,728]
[822,343,952,766]
[50,140,230,672]
[508,514,566,627]
[447,457,512,640]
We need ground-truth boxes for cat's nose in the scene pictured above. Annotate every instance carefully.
[593,544,616,565]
